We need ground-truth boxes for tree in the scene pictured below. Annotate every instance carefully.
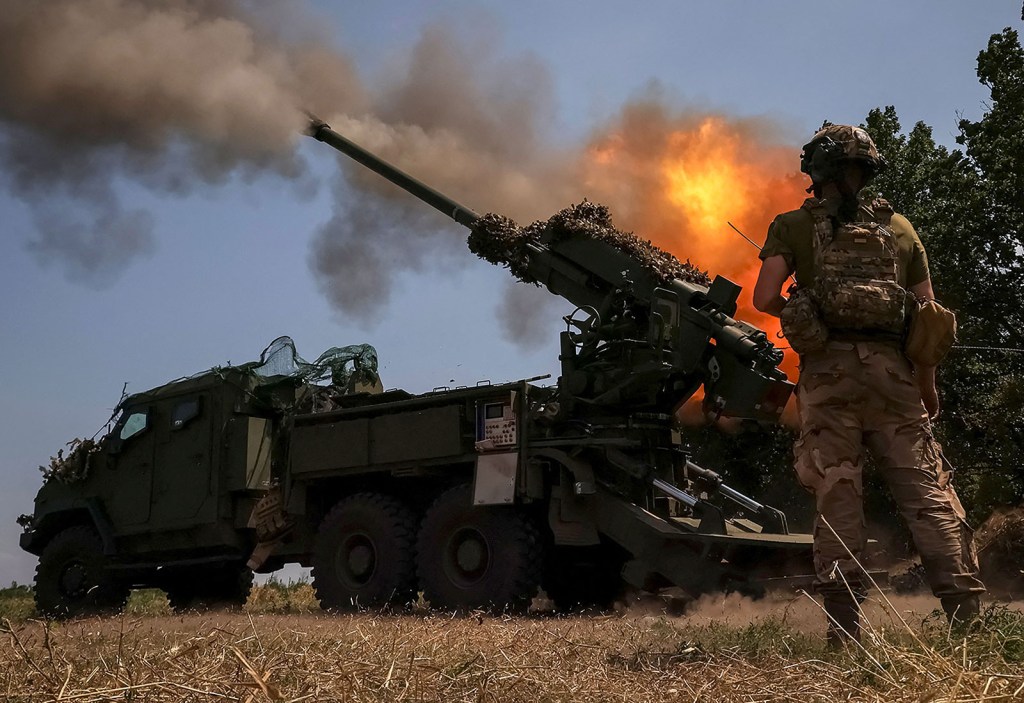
[864,29,1024,519]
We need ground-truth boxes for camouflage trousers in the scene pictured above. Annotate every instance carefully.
[794,341,985,598]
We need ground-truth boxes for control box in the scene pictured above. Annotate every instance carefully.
[476,400,517,448]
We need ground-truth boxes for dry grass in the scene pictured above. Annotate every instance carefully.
[1,587,1023,702]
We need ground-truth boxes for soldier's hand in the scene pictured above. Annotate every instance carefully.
[922,386,941,420]
[915,365,941,420]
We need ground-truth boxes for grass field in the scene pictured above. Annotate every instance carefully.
[2,583,1024,702]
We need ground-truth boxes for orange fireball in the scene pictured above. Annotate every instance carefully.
[580,106,809,418]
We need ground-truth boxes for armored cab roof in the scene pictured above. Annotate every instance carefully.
[120,366,258,408]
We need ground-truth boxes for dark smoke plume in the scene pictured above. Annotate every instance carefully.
[309,26,576,332]
[0,1,568,345]
[0,0,363,286]
[6,2,799,351]
[496,283,560,349]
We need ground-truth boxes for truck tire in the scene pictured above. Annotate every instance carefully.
[34,525,129,618]
[312,493,418,611]
[543,543,625,612]
[164,563,253,612]
[416,484,542,612]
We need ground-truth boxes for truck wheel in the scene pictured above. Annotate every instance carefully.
[417,485,542,612]
[312,493,418,611]
[543,543,625,612]
[34,526,129,618]
[165,563,253,612]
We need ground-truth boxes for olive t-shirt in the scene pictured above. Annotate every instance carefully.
[760,205,930,289]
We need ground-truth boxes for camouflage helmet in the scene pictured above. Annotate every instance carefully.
[800,123,886,185]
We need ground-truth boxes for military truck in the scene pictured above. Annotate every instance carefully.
[19,121,814,617]
[19,338,381,616]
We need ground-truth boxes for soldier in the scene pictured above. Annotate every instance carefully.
[752,123,985,646]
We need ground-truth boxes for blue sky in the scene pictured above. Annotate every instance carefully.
[1,0,1019,585]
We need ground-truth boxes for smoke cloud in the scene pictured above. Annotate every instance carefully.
[0,0,569,340]
[309,26,576,328]
[0,0,363,286]
[0,0,804,349]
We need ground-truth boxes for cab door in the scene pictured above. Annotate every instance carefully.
[150,394,216,526]
[103,406,154,526]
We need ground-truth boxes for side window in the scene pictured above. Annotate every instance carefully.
[171,398,202,430]
[119,411,149,441]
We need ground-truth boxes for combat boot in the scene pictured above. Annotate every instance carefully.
[941,594,981,630]
[824,594,862,649]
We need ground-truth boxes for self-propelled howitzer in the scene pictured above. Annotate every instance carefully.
[309,118,793,422]
[306,118,812,605]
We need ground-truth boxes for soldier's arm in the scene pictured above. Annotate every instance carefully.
[909,278,941,419]
[910,278,935,302]
[753,255,792,318]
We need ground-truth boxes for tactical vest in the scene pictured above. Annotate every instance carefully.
[805,197,908,336]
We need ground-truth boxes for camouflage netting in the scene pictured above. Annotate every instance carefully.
[248,336,380,414]
[39,438,99,484]
[470,212,535,281]
[975,507,1024,597]
[468,201,711,287]
[250,336,378,389]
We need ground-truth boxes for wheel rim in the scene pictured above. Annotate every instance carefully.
[444,526,490,587]
[336,533,377,587]
[58,560,89,599]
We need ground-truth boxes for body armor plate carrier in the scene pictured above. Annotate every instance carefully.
[807,197,907,336]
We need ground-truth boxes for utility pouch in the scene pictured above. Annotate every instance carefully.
[904,299,957,366]
[780,287,828,355]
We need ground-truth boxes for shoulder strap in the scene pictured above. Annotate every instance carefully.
[801,197,833,252]
[862,197,899,262]
[869,197,893,226]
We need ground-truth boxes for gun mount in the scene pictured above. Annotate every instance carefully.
[309,118,792,422]
[309,117,804,553]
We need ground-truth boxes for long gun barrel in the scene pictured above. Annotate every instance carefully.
[309,119,481,228]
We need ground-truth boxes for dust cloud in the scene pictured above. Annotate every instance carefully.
[638,589,1023,638]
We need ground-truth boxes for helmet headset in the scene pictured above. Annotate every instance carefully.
[800,122,887,190]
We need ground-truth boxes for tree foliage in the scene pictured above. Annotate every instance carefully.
[864,28,1024,519]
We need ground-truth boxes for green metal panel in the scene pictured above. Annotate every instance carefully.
[370,406,464,464]
[289,418,370,474]
[244,417,273,489]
